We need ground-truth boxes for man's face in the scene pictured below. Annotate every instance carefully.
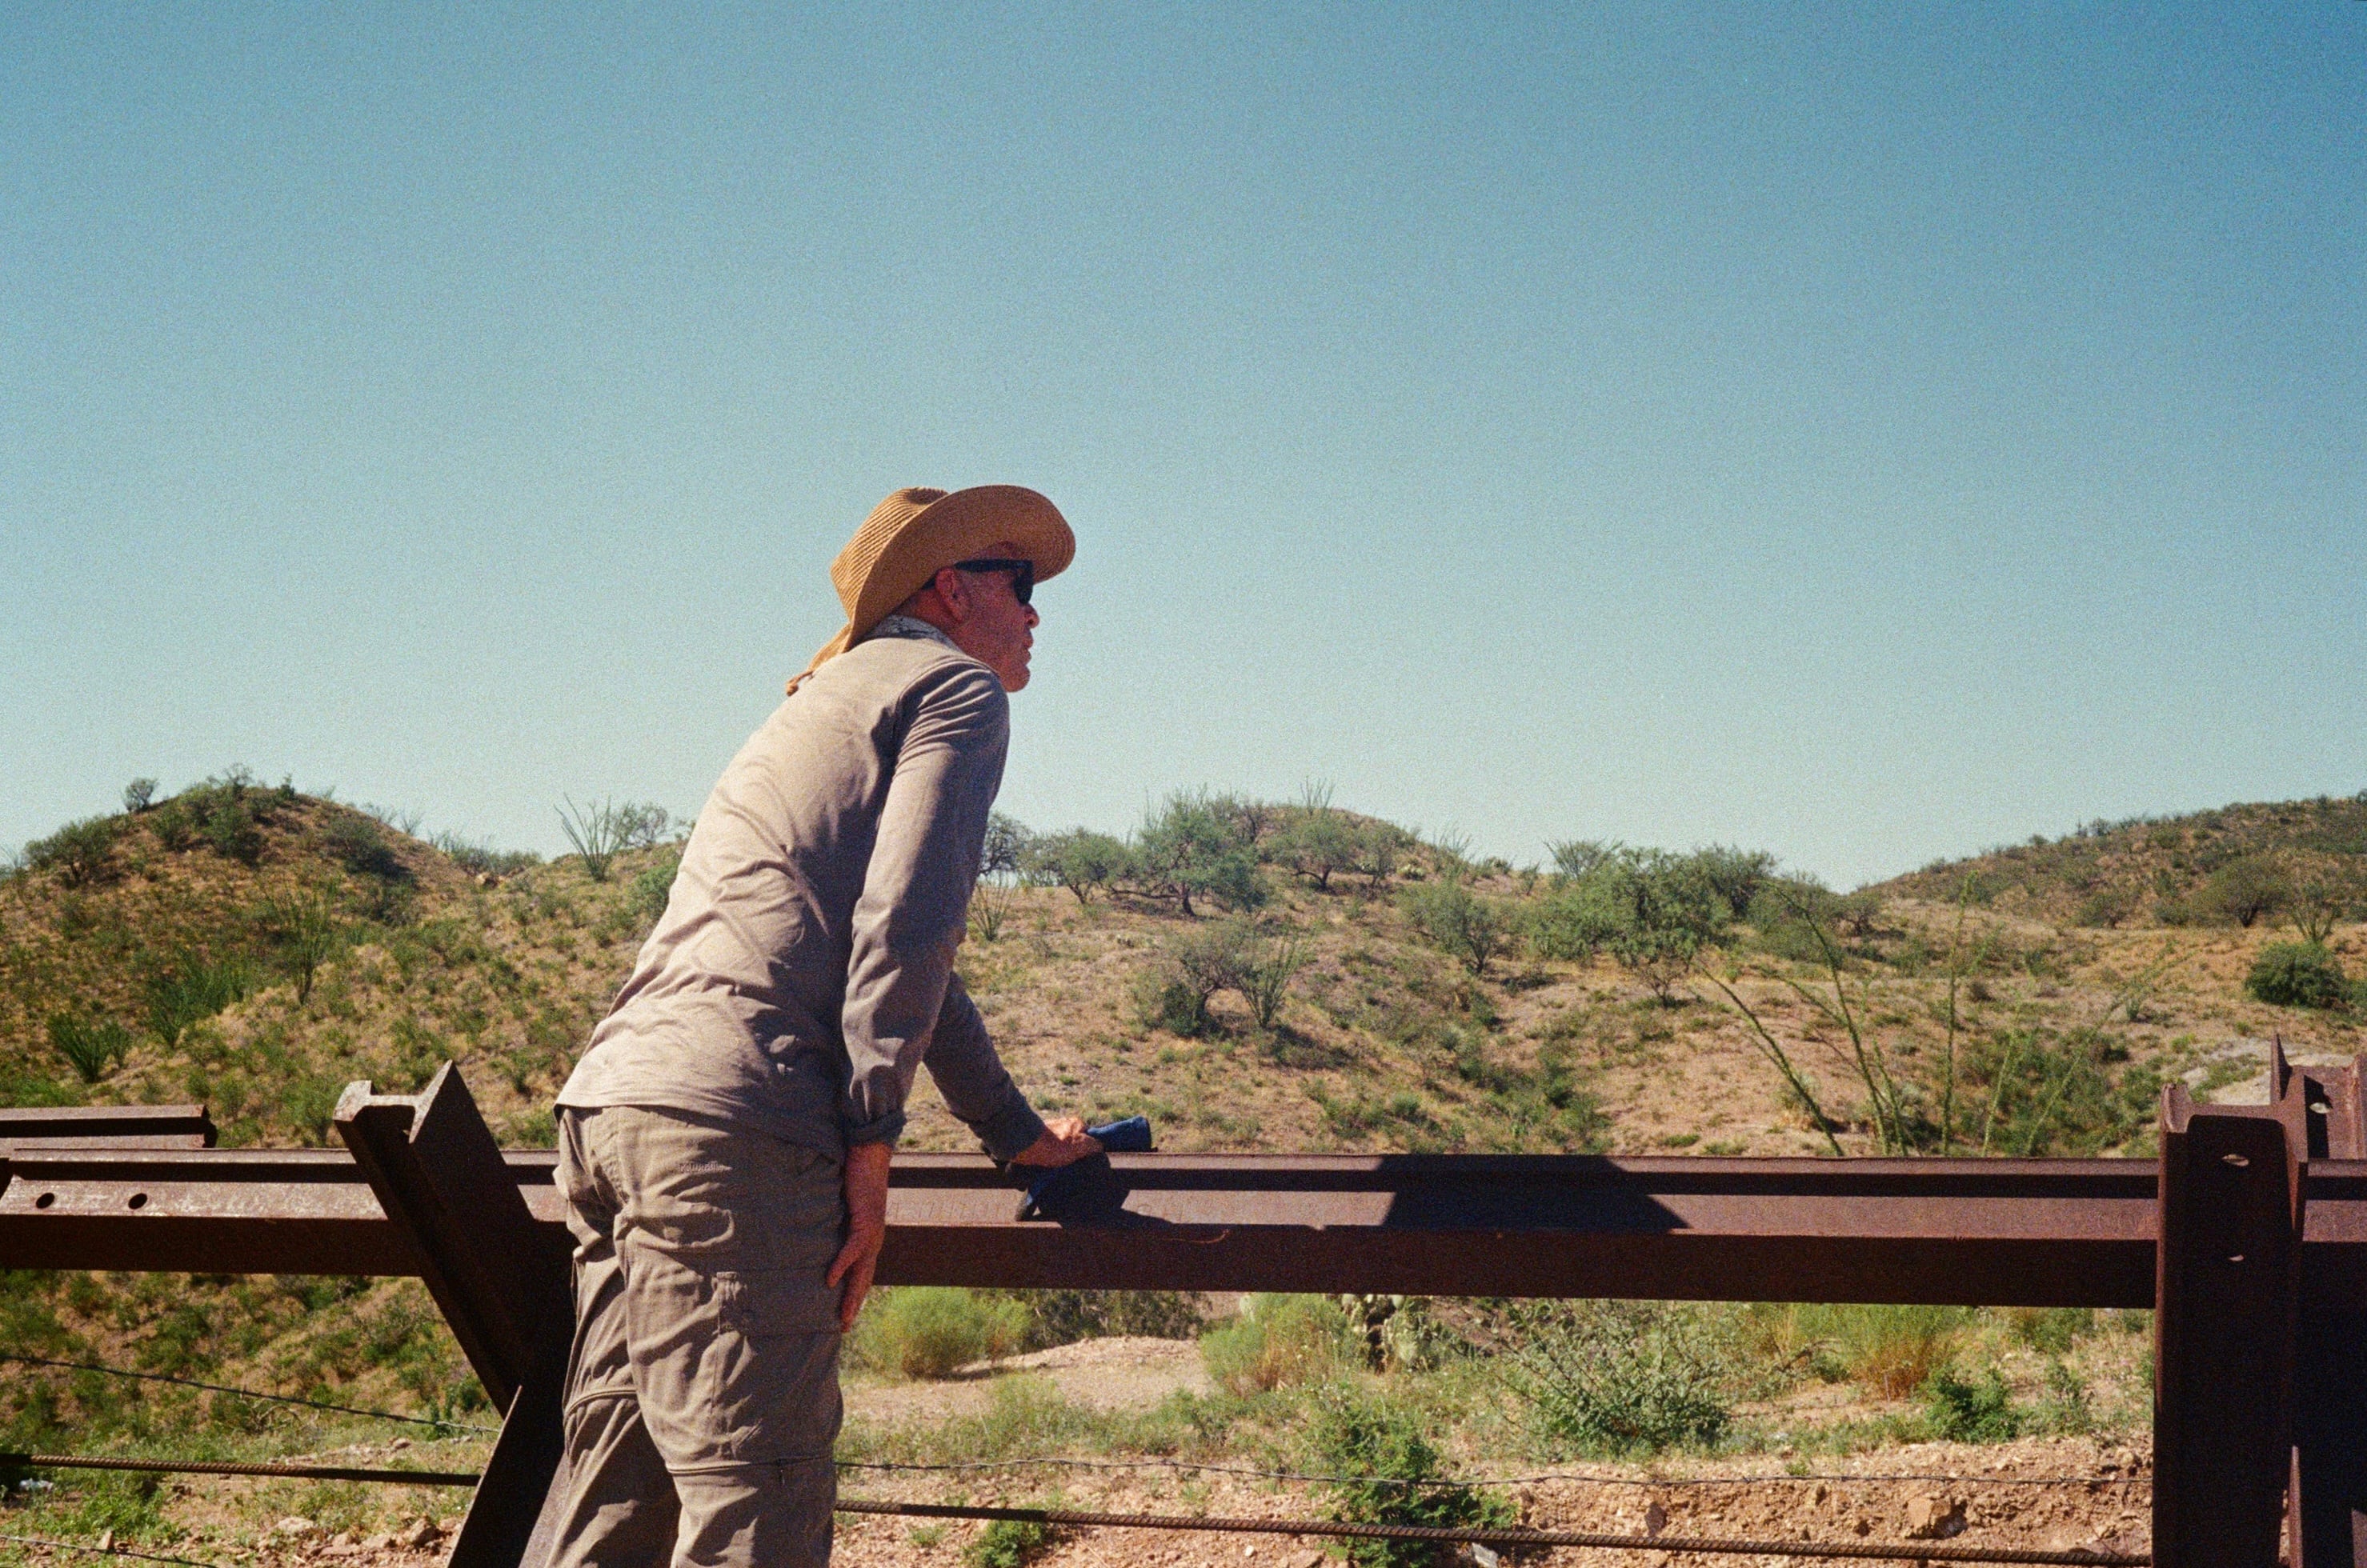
[946,542,1039,691]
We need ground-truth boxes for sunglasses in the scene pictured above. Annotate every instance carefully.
[953,557,1035,606]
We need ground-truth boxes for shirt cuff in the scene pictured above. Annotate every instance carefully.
[841,1109,907,1150]
[973,1101,1050,1164]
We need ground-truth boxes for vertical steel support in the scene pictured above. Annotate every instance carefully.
[2154,1069,2308,1568]
[2283,1044,2367,1568]
[336,1065,572,1568]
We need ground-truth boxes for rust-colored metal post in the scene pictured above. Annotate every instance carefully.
[2284,1046,2367,1568]
[2154,1070,2308,1568]
[335,1066,572,1568]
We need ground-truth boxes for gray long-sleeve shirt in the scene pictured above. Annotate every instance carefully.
[555,618,1049,1162]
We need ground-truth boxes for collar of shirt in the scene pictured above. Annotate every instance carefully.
[863,613,962,654]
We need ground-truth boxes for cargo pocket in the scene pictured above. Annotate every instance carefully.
[706,1263,846,1464]
[715,1264,843,1338]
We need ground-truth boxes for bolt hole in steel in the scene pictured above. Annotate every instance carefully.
[34,1192,55,1210]
[126,1193,148,1210]
[2221,1154,2249,1167]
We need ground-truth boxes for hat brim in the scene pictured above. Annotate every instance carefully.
[844,484,1075,638]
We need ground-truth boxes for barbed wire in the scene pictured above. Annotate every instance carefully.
[6,1446,2145,1498]
[0,1533,222,1568]
[3,1454,476,1488]
[837,1455,2146,1490]
[834,1498,2151,1566]
[0,1357,498,1435]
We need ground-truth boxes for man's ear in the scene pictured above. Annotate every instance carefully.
[931,566,972,623]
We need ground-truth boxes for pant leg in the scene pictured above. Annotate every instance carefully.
[564,1106,847,1568]
[549,1108,679,1568]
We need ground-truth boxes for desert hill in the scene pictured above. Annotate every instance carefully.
[1870,792,2367,931]
[6,774,2365,1162]
[3,774,2363,1562]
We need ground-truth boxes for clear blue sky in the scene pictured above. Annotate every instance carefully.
[5,5,2361,887]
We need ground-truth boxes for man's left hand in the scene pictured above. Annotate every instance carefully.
[1011,1116,1102,1168]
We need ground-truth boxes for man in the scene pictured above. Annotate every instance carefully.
[551,485,1102,1568]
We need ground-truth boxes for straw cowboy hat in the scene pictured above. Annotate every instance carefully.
[787,485,1075,693]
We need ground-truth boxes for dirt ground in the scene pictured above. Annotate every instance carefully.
[77,1434,2143,1568]
[846,1338,1216,1425]
[831,1436,2153,1568]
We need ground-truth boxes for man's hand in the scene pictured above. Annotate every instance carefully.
[826,1141,894,1332]
[1011,1116,1103,1168]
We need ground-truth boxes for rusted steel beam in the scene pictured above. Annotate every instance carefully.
[0,1103,216,1150]
[334,1066,569,1408]
[6,1118,2367,1311]
[333,1069,571,1568]
[2153,1076,2307,1568]
[879,1150,2168,1304]
[0,1146,563,1274]
[2286,1046,2367,1568]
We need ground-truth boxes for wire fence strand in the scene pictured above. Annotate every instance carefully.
[833,1498,2151,1566]
[0,1533,222,1568]
[0,1357,497,1435]
[3,1454,478,1488]
[835,1455,2148,1490]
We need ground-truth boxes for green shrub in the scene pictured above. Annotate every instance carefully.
[1129,970,1211,1037]
[1527,882,1624,961]
[2201,857,2291,927]
[1271,803,1365,890]
[24,815,126,886]
[1963,1029,2161,1156]
[1452,1038,1608,1153]
[1920,1367,2024,1442]
[1126,790,1266,915]
[261,890,347,1003]
[204,795,264,861]
[1509,1301,1733,1454]
[143,953,255,1049]
[1019,828,1131,903]
[158,772,281,863]
[966,1518,1048,1568]
[627,850,682,925]
[614,802,675,850]
[2073,889,2137,928]
[1237,931,1308,1027]
[1003,1290,1205,1350]
[1200,1294,1353,1395]
[1769,1303,1967,1397]
[558,796,633,882]
[1400,879,1512,975]
[2247,942,2352,1010]
[431,831,542,877]
[122,778,158,813]
[48,1013,134,1083]
[1304,1391,1515,1568]
[1689,846,1778,920]
[1538,846,1736,996]
[979,810,1030,881]
[148,796,197,850]
[325,814,407,881]
[1166,919,1251,1010]
[851,1288,1030,1379]
[2007,1306,2094,1355]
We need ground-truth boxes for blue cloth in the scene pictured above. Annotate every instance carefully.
[1085,1114,1153,1152]
[1015,1116,1154,1219]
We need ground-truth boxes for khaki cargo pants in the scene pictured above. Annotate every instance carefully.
[551,1106,845,1568]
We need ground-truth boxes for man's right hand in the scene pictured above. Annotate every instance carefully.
[1010,1117,1102,1168]
[826,1141,894,1331]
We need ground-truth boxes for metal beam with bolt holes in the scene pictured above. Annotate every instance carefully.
[9,1054,2367,1568]
[9,1123,2367,1308]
